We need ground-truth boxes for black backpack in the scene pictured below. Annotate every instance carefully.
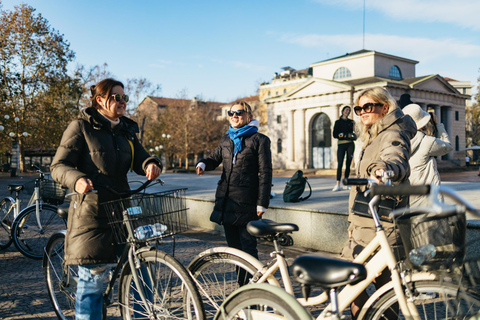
[283,170,312,203]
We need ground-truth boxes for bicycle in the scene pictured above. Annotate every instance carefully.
[43,179,206,320]
[188,172,480,320]
[0,164,66,259]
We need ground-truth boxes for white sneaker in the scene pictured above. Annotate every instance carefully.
[345,185,351,190]
[332,185,342,192]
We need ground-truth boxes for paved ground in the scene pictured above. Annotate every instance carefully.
[0,168,478,319]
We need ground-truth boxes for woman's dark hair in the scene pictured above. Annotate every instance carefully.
[341,106,351,113]
[90,78,124,109]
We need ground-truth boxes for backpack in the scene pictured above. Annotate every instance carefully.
[283,170,312,203]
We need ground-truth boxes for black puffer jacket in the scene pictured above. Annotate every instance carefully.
[199,132,272,226]
[51,107,161,265]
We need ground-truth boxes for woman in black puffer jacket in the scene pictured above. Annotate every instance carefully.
[196,101,272,260]
[51,78,162,319]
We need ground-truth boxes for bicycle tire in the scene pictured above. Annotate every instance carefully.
[213,283,313,320]
[43,231,77,320]
[364,280,480,320]
[0,198,15,249]
[118,248,206,320]
[188,248,278,320]
[12,203,66,259]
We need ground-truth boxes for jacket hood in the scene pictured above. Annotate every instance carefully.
[80,107,139,135]
[377,107,417,140]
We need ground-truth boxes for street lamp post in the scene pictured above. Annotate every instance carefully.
[0,115,28,177]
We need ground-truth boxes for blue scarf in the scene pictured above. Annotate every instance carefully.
[227,124,258,164]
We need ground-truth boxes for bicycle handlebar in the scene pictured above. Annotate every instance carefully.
[95,178,164,197]
[342,178,371,186]
[370,185,431,197]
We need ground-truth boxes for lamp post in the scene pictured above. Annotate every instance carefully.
[0,115,28,177]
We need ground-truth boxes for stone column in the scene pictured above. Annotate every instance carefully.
[288,109,295,162]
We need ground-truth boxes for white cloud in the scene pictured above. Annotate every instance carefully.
[281,32,480,62]
[314,0,480,30]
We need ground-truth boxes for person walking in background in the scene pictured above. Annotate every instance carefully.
[341,87,416,320]
[196,101,272,262]
[403,104,453,207]
[332,106,356,191]
[51,78,162,319]
[466,155,470,167]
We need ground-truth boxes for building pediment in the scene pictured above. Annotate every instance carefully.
[409,75,462,96]
[281,78,352,100]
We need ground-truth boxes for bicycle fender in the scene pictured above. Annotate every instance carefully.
[356,272,438,320]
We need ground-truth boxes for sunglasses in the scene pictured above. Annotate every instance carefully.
[111,94,129,103]
[354,103,383,116]
[227,109,247,117]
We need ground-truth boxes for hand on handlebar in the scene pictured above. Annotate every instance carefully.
[145,163,161,180]
[75,177,94,194]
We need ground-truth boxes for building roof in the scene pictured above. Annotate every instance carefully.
[144,96,226,110]
[313,49,418,65]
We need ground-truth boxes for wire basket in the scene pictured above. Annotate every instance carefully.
[101,188,189,244]
[396,210,466,271]
[39,179,66,205]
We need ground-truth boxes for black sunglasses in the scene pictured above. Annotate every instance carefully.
[111,94,129,103]
[354,103,383,116]
[227,109,247,117]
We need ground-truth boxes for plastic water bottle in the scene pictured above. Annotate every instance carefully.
[152,223,168,236]
[409,244,436,266]
[134,225,153,240]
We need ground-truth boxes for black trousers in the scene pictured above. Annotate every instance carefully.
[336,142,354,181]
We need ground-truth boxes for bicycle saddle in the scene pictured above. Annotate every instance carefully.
[247,219,299,237]
[292,254,367,289]
[57,203,69,220]
[7,185,24,193]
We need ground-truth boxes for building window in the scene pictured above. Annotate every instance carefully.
[455,136,459,151]
[275,91,278,96]
[268,91,271,97]
[283,88,287,94]
[333,67,351,80]
[277,115,281,124]
[277,139,282,153]
[389,65,402,80]
[455,111,459,121]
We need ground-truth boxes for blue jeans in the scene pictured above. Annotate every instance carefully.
[76,264,109,320]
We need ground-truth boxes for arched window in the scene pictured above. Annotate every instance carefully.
[389,65,402,80]
[333,67,352,80]
[283,88,287,94]
[312,113,332,147]
[277,139,282,153]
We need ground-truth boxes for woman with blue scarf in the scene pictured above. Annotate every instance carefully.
[196,101,272,262]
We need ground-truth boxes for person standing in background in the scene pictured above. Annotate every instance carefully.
[403,104,453,207]
[332,106,356,191]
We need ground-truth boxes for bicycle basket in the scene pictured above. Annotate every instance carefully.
[101,188,188,244]
[396,210,466,271]
[39,179,66,205]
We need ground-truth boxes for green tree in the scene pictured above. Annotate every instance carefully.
[0,4,75,171]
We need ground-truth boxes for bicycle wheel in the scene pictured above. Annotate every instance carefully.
[118,248,206,320]
[364,280,480,320]
[43,231,77,320]
[12,203,66,259]
[214,283,313,320]
[0,198,15,249]
[188,248,278,320]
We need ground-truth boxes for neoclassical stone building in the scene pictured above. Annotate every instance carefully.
[259,49,471,170]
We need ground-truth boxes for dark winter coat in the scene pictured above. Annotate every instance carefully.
[51,107,161,265]
[199,132,272,226]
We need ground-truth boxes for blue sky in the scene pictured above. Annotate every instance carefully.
[2,0,479,103]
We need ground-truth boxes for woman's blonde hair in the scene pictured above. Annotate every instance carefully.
[356,87,399,145]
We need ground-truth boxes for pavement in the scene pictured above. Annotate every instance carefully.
[0,168,479,319]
